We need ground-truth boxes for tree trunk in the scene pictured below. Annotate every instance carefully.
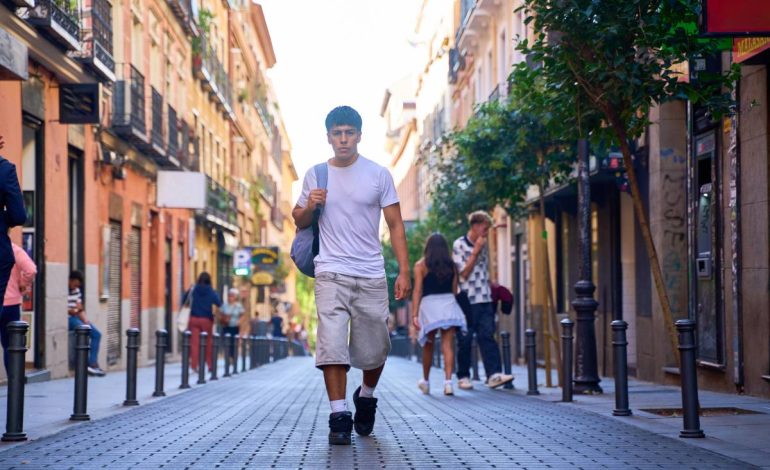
[537,179,563,386]
[607,110,681,366]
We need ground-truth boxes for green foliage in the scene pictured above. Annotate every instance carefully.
[192,9,215,55]
[295,273,317,350]
[517,0,738,140]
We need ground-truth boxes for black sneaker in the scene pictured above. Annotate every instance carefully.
[328,411,352,445]
[352,386,377,437]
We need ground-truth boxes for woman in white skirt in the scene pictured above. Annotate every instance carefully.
[411,233,467,395]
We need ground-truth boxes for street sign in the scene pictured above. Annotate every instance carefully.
[233,249,251,276]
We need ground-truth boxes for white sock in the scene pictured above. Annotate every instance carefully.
[360,383,375,398]
[444,379,452,385]
[330,399,347,413]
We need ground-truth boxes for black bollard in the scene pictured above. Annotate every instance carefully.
[180,330,191,389]
[2,321,29,441]
[250,336,256,369]
[561,319,574,403]
[223,333,232,377]
[210,333,220,381]
[241,335,247,372]
[471,334,480,381]
[232,334,239,374]
[612,320,632,416]
[124,328,140,405]
[70,325,92,421]
[677,320,705,438]
[197,331,208,384]
[500,331,514,390]
[525,329,539,395]
[153,329,168,397]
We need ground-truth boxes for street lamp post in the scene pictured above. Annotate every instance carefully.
[572,138,603,394]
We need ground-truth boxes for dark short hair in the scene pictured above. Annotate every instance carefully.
[197,272,212,286]
[69,270,84,282]
[325,106,362,132]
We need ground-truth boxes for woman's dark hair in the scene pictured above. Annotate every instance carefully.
[325,105,362,132]
[196,272,212,286]
[424,233,454,281]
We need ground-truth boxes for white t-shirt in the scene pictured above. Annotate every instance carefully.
[296,155,399,278]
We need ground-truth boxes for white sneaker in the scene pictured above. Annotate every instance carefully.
[417,379,430,395]
[443,383,454,396]
[458,377,473,390]
[487,373,514,389]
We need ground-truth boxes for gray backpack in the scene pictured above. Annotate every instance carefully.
[290,163,328,277]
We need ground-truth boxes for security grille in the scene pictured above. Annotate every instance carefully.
[106,222,122,365]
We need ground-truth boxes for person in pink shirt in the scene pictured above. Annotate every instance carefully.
[1,242,36,373]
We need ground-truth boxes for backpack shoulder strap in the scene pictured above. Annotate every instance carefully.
[314,162,328,190]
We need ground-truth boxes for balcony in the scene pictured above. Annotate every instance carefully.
[270,205,284,231]
[20,0,81,51]
[254,96,274,138]
[448,47,465,84]
[112,65,147,145]
[193,34,234,120]
[199,176,238,232]
[77,0,115,82]
[166,105,179,166]
[149,87,166,158]
[488,84,500,103]
[166,0,197,36]
[256,173,276,206]
[455,0,498,53]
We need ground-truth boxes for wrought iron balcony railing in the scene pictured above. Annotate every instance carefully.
[77,0,114,82]
[20,0,81,51]
[166,0,197,36]
[193,34,234,119]
[112,65,147,143]
[256,173,276,206]
[203,175,238,229]
[149,87,166,158]
[167,105,179,164]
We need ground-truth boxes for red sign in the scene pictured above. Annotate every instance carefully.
[703,0,770,36]
[733,37,770,63]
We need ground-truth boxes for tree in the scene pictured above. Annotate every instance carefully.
[517,0,738,361]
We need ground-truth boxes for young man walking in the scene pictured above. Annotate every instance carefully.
[453,211,513,390]
[293,106,410,445]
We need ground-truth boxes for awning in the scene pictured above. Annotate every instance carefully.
[218,231,240,255]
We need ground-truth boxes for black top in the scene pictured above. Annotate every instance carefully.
[422,271,454,297]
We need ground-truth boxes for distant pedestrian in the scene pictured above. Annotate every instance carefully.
[182,272,221,372]
[0,146,26,304]
[412,233,467,396]
[220,287,243,364]
[453,211,514,389]
[68,270,105,376]
[292,105,410,445]
[1,240,36,373]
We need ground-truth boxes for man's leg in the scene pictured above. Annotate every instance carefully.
[203,318,214,370]
[474,302,513,388]
[189,317,201,371]
[322,364,347,402]
[456,309,476,387]
[88,324,102,368]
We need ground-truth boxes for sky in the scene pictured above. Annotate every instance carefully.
[260,0,423,201]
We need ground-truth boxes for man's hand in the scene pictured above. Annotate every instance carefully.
[307,189,327,210]
[394,272,411,300]
[472,236,487,255]
[412,315,420,330]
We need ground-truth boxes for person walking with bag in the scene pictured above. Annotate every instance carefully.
[1,239,36,373]
[292,106,410,446]
[220,287,244,364]
[453,211,514,390]
[412,233,467,396]
[182,272,221,372]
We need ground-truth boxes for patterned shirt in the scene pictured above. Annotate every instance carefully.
[453,236,492,305]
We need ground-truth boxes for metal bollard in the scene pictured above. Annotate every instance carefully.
[153,329,168,397]
[612,320,632,416]
[677,320,705,438]
[70,325,92,420]
[180,330,191,389]
[471,334,480,381]
[241,336,248,372]
[197,331,208,385]
[124,328,140,405]
[223,333,232,377]
[500,331,514,390]
[210,333,220,381]
[525,329,539,395]
[2,321,29,441]
[561,319,574,403]
[232,334,239,374]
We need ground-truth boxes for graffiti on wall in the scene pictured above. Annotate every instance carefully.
[660,149,688,319]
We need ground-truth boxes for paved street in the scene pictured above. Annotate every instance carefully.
[0,357,754,469]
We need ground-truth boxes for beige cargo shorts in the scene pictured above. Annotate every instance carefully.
[314,271,391,371]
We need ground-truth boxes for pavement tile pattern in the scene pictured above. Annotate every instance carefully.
[0,357,752,469]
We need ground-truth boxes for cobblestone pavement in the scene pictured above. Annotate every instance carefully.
[0,357,752,469]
